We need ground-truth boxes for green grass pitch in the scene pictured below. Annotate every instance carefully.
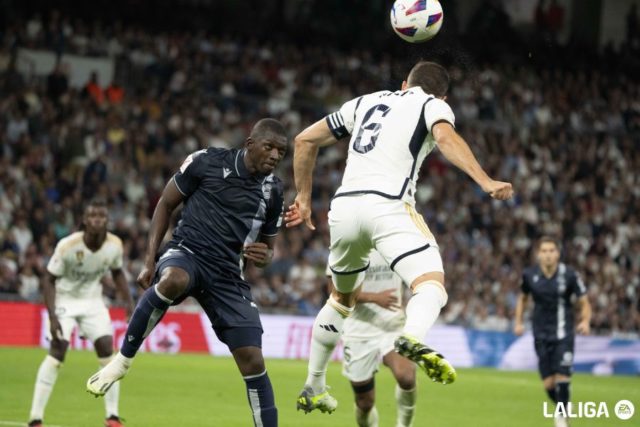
[0,347,637,426]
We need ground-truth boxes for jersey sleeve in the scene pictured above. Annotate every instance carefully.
[424,98,456,132]
[47,243,65,277]
[260,181,285,237]
[571,270,587,298]
[110,237,124,270]
[325,96,362,139]
[521,272,531,295]
[173,149,208,197]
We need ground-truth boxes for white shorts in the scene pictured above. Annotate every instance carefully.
[46,298,113,343]
[328,194,444,292]
[342,332,398,383]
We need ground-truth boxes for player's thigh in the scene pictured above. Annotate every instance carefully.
[342,339,382,383]
[382,333,416,389]
[372,201,443,286]
[552,337,575,377]
[328,196,373,293]
[77,302,114,345]
[196,273,263,353]
[46,303,78,343]
[534,339,554,379]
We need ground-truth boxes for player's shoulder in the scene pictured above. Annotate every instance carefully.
[55,231,84,254]
[560,263,578,277]
[105,232,124,250]
[522,265,538,277]
[263,174,285,197]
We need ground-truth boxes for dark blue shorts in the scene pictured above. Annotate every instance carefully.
[534,336,574,378]
[154,244,262,351]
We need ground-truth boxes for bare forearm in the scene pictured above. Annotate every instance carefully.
[514,295,527,324]
[42,276,57,319]
[293,137,319,200]
[580,299,592,323]
[437,133,492,189]
[144,201,173,264]
[113,270,133,307]
[356,292,376,303]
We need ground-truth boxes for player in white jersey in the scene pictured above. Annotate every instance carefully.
[28,199,133,427]
[287,61,514,413]
[331,250,417,427]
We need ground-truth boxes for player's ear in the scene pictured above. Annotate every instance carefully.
[401,80,408,90]
[245,137,254,149]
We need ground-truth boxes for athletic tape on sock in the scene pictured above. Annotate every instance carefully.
[327,296,354,318]
[412,280,448,306]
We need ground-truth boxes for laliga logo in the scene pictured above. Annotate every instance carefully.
[543,400,635,420]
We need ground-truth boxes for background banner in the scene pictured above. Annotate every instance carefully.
[1,302,638,375]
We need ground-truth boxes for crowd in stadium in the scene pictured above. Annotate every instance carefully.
[0,10,638,337]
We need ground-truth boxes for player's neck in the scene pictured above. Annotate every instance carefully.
[84,231,106,252]
[540,263,558,278]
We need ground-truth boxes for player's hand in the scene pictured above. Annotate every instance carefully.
[483,180,514,200]
[576,320,590,335]
[136,263,155,290]
[285,195,315,230]
[49,316,64,342]
[514,323,525,336]
[243,242,272,266]
[373,289,401,311]
[125,303,135,321]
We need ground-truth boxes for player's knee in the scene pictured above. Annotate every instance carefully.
[157,267,190,299]
[355,393,375,413]
[396,373,416,390]
[49,340,69,362]
[233,347,266,376]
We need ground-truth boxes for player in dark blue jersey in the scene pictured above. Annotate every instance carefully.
[514,236,591,427]
[86,118,288,427]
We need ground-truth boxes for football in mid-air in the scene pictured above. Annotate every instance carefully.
[390,0,444,43]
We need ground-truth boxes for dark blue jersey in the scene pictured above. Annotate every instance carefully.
[521,263,587,340]
[171,147,284,276]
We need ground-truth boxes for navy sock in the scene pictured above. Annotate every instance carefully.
[244,371,277,427]
[555,381,570,407]
[120,286,171,358]
[545,387,557,403]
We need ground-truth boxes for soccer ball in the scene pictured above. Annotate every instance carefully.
[390,0,444,43]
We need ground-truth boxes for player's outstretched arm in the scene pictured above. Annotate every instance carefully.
[286,119,338,230]
[112,268,135,318]
[576,295,592,335]
[513,292,528,336]
[432,122,513,200]
[41,273,63,341]
[137,179,184,289]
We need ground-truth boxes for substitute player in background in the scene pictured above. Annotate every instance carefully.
[286,60,514,413]
[514,236,591,427]
[331,250,417,427]
[86,119,287,427]
[28,199,134,427]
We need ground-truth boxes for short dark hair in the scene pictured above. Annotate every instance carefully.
[84,197,107,212]
[537,236,561,250]
[406,61,450,97]
[250,118,288,141]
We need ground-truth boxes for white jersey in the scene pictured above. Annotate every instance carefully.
[329,251,406,340]
[47,231,123,302]
[326,87,455,204]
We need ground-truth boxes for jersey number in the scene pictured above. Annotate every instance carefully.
[353,104,391,154]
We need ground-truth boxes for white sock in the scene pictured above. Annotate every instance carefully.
[29,355,62,421]
[356,405,379,427]
[402,281,447,340]
[305,298,353,394]
[99,356,120,418]
[395,385,417,427]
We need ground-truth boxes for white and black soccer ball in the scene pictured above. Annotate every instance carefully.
[390,0,444,43]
